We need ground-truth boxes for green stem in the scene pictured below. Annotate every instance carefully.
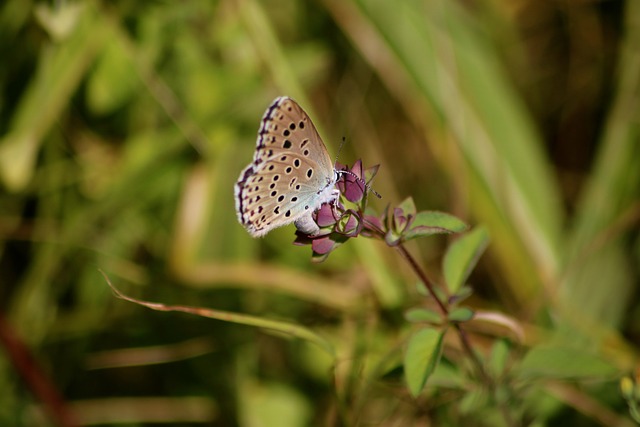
[395,243,449,315]
[395,243,517,427]
[362,213,517,426]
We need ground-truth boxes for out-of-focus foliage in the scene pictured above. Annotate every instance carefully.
[0,0,638,425]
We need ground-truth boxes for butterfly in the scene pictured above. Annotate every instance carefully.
[235,96,340,237]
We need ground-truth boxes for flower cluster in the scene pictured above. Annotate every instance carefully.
[293,159,468,262]
[293,160,383,261]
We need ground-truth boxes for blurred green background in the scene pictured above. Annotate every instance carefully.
[0,0,638,425]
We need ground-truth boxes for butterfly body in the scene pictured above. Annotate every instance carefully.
[235,97,339,237]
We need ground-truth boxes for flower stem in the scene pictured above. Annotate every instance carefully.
[361,214,516,425]
[395,244,448,315]
[395,243,491,382]
[395,243,518,426]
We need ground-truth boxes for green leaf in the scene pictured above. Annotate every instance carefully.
[488,339,510,378]
[103,273,336,357]
[391,199,414,235]
[405,308,441,324]
[443,226,490,293]
[515,345,618,380]
[403,211,468,241]
[447,307,474,322]
[404,328,445,397]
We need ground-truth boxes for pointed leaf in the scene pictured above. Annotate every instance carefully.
[397,196,417,217]
[402,211,467,241]
[404,328,445,397]
[411,211,467,232]
[405,308,441,324]
[443,226,490,293]
[447,307,474,322]
[365,164,380,182]
[488,339,510,378]
[393,207,410,234]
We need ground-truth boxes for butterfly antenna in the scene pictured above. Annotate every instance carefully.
[339,169,382,199]
[334,136,348,166]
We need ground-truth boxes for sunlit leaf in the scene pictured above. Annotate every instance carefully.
[405,308,441,324]
[443,226,490,293]
[103,272,336,357]
[404,328,445,397]
[488,339,510,378]
[402,211,468,241]
[447,307,474,322]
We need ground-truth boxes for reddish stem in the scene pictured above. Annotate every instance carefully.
[0,311,78,427]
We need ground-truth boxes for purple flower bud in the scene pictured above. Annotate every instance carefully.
[393,207,410,233]
[338,159,366,203]
[311,235,336,254]
[291,159,385,260]
[315,203,339,227]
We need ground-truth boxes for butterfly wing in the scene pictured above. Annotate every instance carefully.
[235,97,338,237]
